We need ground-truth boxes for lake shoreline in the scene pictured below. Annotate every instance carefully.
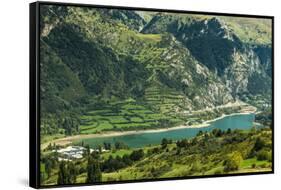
[41,111,254,149]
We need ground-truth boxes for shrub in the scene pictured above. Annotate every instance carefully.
[214,168,223,175]
[114,141,128,150]
[197,130,203,136]
[79,167,86,174]
[257,150,271,161]
[267,163,272,168]
[223,151,243,172]
[176,148,181,155]
[130,149,144,161]
[176,139,189,148]
[253,137,265,152]
[161,138,169,149]
[212,128,223,137]
[150,164,171,177]
[151,147,160,154]
[161,138,172,149]
[260,163,267,168]
[226,128,232,134]
[190,161,201,172]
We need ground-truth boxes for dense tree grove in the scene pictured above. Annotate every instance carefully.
[63,117,80,135]
[86,156,102,183]
[57,161,78,184]
[130,149,144,161]
[102,148,145,172]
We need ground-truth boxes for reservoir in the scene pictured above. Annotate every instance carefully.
[75,113,255,148]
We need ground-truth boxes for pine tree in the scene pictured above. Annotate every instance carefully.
[57,161,67,185]
[57,161,77,185]
[86,156,102,183]
[68,162,77,184]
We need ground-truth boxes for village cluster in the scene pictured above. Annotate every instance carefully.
[53,146,108,161]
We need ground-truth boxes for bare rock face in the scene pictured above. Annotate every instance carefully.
[142,13,272,98]
[223,46,270,97]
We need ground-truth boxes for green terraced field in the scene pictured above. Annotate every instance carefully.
[78,86,186,133]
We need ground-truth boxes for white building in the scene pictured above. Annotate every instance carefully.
[55,146,86,160]
[54,145,108,161]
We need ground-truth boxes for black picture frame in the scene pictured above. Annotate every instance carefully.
[30,1,274,189]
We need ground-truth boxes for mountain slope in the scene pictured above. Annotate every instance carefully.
[142,14,272,97]
[39,5,272,135]
[41,6,235,111]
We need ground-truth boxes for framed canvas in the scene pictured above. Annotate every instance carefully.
[29,1,274,188]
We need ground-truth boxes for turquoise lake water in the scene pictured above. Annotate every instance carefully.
[76,113,255,148]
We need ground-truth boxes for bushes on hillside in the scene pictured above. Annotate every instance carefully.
[248,137,268,158]
[57,161,78,185]
[150,164,172,178]
[161,138,172,149]
[176,139,189,148]
[130,149,144,161]
[257,150,272,161]
[102,155,125,172]
[223,151,243,172]
[114,141,129,150]
[102,149,144,172]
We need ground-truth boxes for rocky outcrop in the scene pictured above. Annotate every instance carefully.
[142,14,272,97]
